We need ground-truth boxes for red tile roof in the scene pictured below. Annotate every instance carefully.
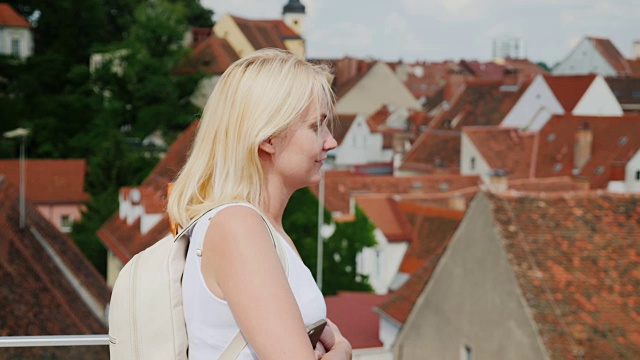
[464,127,539,179]
[428,79,528,130]
[388,61,473,100]
[230,15,299,51]
[543,74,596,112]
[0,159,89,204]
[462,116,640,188]
[176,36,240,75]
[536,115,640,188]
[98,122,198,262]
[460,60,507,80]
[353,194,414,242]
[488,190,640,358]
[310,171,479,217]
[0,177,110,349]
[0,3,31,27]
[325,291,391,349]
[395,202,463,274]
[589,37,632,76]
[628,59,640,77]
[400,129,461,173]
[502,58,549,79]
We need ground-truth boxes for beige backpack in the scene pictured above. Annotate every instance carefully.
[108,205,287,359]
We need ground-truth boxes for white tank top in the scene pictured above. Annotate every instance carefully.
[182,203,327,359]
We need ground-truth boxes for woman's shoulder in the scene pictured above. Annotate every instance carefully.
[204,203,267,238]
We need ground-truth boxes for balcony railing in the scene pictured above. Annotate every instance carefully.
[0,335,109,347]
[0,335,109,359]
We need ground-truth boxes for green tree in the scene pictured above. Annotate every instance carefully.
[283,188,376,295]
[2,0,214,273]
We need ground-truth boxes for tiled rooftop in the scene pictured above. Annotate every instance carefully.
[311,171,479,217]
[0,177,110,341]
[400,129,461,174]
[543,74,596,113]
[488,190,640,358]
[0,159,89,204]
[428,79,528,130]
[0,3,31,27]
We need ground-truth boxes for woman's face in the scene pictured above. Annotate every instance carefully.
[269,105,337,190]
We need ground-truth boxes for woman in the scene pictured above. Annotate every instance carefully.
[167,48,352,359]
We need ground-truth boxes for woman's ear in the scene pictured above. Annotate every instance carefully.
[259,137,276,154]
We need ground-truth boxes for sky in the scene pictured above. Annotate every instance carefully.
[200,0,640,66]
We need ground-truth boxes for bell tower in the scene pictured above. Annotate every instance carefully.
[282,0,306,35]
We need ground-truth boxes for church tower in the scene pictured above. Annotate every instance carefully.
[282,0,306,35]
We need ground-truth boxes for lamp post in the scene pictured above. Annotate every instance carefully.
[316,168,336,292]
[3,128,30,229]
[316,169,324,290]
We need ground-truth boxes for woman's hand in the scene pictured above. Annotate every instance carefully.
[314,342,326,359]
[317,319,352,359]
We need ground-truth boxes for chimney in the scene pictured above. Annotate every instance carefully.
[574,176,591,190]
[574,121,593,171]
[448,194,466,211]
[633,40,640,59]
[488,169,508,191]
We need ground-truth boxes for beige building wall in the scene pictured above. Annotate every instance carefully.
[336,62,422,118]
[283,38,305,58]
[393,194,548,360]
[106,250,124,288]
[213,14,255,58]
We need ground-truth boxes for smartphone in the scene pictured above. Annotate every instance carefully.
[306,319,327,348]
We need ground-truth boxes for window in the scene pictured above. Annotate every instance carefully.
[11,39,20,56]
[632,90,640,99]
[60,215,73,232]
[470,157,476,170]
[636,170,640,181]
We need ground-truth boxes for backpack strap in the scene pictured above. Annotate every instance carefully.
[179,203,289,359]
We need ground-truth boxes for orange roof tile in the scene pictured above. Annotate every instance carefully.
[0,3,31,27]
[400,129,461,174]
[464,127,539,179]
[0,159,89,204]
[628,59,640,77]
[543,74,596,112]
[176,36,240,75]
[310,171,479,217]
[536,115,640,188]
[0,178,110,348]
[230,16,299,51]
[428,79,528,130]
[488,190,640,358]
[325,291,391,349]
[353,194,414,242]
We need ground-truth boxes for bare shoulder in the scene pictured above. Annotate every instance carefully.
[205,204,270,246]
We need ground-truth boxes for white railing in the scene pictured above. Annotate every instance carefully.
[0,335,109,347]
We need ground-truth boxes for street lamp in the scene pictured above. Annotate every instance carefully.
[3,127,30,229]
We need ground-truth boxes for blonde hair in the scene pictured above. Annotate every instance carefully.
[167,48,336,228]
